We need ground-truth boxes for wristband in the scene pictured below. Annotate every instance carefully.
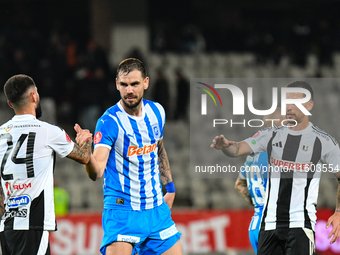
[165,182,176,193]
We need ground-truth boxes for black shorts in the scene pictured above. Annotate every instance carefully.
[0,229,50,255]
[257,228,315,255]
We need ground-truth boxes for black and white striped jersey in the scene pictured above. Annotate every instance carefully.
[244,122,340,231]
[0,114,74,231]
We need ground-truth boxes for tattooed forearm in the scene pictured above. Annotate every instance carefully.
[158,140,173,185]
[67,140,92,164]
[235,178,253,206]
[0,185,5,216]
[223,143,240,158]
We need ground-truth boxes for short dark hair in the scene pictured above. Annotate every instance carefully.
[287,80,314,100]
[116,58,147,79]
[4,74,36,108]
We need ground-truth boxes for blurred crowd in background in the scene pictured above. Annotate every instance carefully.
[1,1,340,129]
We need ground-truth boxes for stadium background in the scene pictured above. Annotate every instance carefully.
[0,0,340,254]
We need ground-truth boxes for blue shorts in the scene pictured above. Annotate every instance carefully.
[249,214,262,254]
[100,202,181,255]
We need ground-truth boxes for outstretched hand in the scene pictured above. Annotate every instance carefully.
[210,135,235,150]
[74,123,93,147]
[326,211,340,244]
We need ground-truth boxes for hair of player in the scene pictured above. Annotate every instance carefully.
[287,80,314,100]
[3,74,36,109]
[116,58,147,79]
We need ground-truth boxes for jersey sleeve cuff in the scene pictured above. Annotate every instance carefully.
[94,143,112,150]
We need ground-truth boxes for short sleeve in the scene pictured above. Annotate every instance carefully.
[47,125,74,158]
[154,102,166,140]
[321,142,340,173]
[94,114,119,150]
[243,128,274,155]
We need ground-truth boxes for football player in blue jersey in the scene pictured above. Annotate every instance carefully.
[235,109,284,254]
[78,58,182,255]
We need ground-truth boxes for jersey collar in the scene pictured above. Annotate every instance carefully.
[117,99,145,120]
[287,121,313,135]
[12,114,36,121]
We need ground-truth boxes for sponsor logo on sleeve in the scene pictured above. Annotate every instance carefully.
[5,124,13,132]
[65,132,72,143]
[252,131,260,138]
[94,131,102,144]
[117,234,140,243]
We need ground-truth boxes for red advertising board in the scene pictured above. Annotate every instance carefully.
[50,209,340,254]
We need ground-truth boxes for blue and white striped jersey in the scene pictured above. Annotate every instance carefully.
[239,152,268,215]
[94,99,165,211]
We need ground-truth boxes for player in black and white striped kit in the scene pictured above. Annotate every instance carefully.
[0,74,93,255]
[211,81,340,255]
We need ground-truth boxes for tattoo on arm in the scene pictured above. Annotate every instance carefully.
[67,140,92,164]
[0,185,5,216]
[235,178,253,206]
[223,143,240,157]
[158,140,173,185]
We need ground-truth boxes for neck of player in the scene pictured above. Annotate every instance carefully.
[120,100,143,117]
[288,116,309,131]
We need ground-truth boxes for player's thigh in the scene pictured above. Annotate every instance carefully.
[1,229,50,255]
[286,228,315,255]
[139,203,181,254]
[161,240,182,255]
[257,229,284,255]
[105,241,133,255]
[100,209,148,254]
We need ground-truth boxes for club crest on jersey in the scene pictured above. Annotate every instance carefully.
[5,124,13,132]
[299,142,312,154]
[152,124,160,139]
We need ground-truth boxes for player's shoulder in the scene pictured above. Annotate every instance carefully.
[252,125,280,138]
[143,99,164,111]
[0,120,11,133]
[262,125,282,132]
[311,124,338,146]
[37,119,68,135]
[99,105,120,122]
[0,119,11,128]
[143,99,165,117]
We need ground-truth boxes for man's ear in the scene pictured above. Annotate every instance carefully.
[307,100,314,112]
[116,78,119,90]
[143,77,149,90]
[31,91,37,103]
[7,101,13,109]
